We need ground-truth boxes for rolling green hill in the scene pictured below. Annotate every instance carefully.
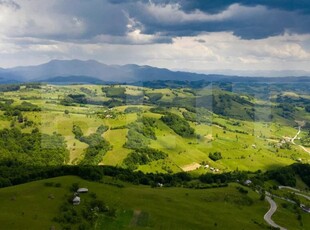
[0,83,309,174]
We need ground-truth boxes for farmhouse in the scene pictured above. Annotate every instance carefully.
[72,196,80,205]
[77,188,88,193]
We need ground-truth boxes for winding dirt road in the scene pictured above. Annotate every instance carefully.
[264,196,287,230]
[291,126,310,154]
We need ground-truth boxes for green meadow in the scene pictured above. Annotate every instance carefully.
[0,175,272,230]
[0,83,309,172]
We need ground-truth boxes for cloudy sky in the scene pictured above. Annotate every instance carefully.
[0,0,310,76]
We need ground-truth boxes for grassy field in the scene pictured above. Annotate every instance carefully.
[0,84,309,172]
[272,198,310,230]
[0,175,273,230]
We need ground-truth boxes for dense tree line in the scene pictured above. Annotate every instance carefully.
[161,113,195,137]
[0,159,309,190]
[266,163,310,187]
[0,84,20,92]
[0,128,69,167]
[123,148,168,170]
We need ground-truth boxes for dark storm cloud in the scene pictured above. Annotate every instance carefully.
[178,0,310,14]
[106,0,310,39]
[3,0,310,43]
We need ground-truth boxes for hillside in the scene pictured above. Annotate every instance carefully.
[0,83,309,174]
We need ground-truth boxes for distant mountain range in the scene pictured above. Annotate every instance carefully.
[0,59,309,84]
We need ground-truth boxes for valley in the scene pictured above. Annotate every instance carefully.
[0,81,310,229]
[0,82,309,173]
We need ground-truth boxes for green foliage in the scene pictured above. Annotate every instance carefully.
[182,107,211,124]
[80,133,110,165]
[60,96,75,106]
[0,128,69,165]
[96,125,108,135]
[267,166,296,187]
[160,113,195,137]
[124,117,157,149]
[236,186,248,194]
[72,124,84,139]
[291,163,310,187]
[145,92,163,103]
[123,148,168,170]
[15,101,41,111]
[124,107,142,114]
[124,129,150,149]
[72,124,110,165]
[209,152,222,161]
[54,189,109,229]
[60,94,87,106]
[0,84,20,92]
[149,107,169,114]
[102,87,126,98]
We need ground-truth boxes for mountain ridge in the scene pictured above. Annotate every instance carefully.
[0,59,310,84]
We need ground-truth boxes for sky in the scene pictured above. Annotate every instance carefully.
[0,0,310,76]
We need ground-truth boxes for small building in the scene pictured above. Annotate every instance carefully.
[72,196,80,205]
[300,204,310,213]
[244,180,252,186]
[77,188,88,193]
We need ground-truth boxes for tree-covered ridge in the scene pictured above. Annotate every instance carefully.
[124,117,157,149]
[0,128,69,166]
[72,124,110,165]
[161,113,195,137]
[123,148,168,170]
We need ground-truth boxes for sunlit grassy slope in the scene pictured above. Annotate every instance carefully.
[0,176,272,230]
[1,84,309,172]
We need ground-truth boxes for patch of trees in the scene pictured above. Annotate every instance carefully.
[209,152,222,161]
[0,128,69,166]
[0,84,20,92]
[124,117,157,149]
[306,105,310,113]
[145,92,163,103]
[171,93,255,121]
[277,103,295,119]
[123,148,168,170]
[102,87,126,98]
[60,94,88,106]
[80,87,96,96]
[1,101,40,119]
[53,187,113,229]
[24,83,42,89]
[149,107,170,114]
[267,166,297,187]
[15,101,41,111]
[300,130,310,147]
[291,163,310,187]
[267,164,310,187]
[160,113,195,137]
[72,125,110,165]
[124,107,142,114]
[182,108,211,124]
[182,89,197,96]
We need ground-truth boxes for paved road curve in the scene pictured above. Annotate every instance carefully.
[264,196,287,230]
[279,186,310,200]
